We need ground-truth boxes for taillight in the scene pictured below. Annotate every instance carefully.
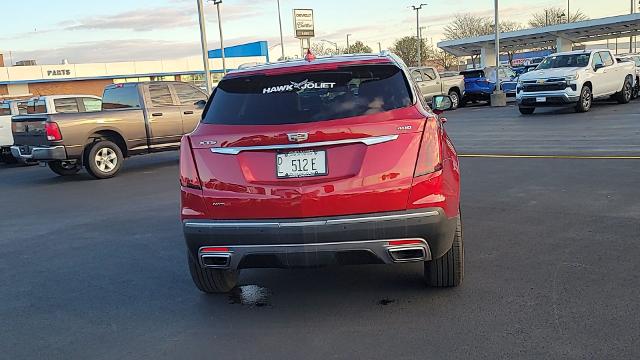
[45,122,62,141]
[179,136,202,190]
[414,118,443,177]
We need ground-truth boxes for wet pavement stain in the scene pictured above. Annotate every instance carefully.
[228,285,272,307]
[378,298,396,306]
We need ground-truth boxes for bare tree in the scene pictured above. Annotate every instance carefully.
[528,7,588,27]
[390,36,429,67]
[443,13,493,40]
[310,42,340,56]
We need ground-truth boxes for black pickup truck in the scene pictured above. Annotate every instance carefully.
[11,81,208,178]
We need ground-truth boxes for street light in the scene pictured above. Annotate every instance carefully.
[212,0,227,75]
[412,3,427,67]
[277,0,285,60]
[321,39,339,53]
[196,0,213,94]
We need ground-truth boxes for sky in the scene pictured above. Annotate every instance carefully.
[0,0,636,65]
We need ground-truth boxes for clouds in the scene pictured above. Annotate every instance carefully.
[62,7,196,32]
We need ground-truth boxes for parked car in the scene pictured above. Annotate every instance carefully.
[1,95,102,163]
[11,81,207,178]
[616,54,640,99]
[460,66,517,104]
[410,66,465,109]
[180,53,463,293]
[516,49,636,114]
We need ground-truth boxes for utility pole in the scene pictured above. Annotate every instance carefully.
[277,0,285,60]
[213,0,227,75]
[346,34,352,51]
[378,42,382,53]
[490,0,506,106]
[196,0,213,94]
[412,4,427,67]
[631,0,636,53]
[567,0,570,23]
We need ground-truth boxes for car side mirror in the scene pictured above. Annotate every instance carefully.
[594,63,604,72]
[194,100,206,109]
[432,95,453,114]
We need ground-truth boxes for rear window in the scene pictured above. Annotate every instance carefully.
[0,103,10,116]
[102,85,141,110]
[17,100,47,114]
[202,64,412,125]
[461,70,485,79]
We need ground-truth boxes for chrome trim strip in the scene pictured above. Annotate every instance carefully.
[325,211,439,225]
[10,145,65,159]
[210,135,399,155]
[184,211,439,229]
[222,238,428,249]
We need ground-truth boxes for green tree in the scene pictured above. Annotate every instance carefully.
[345,40,373,54]
[528,7,588,27]
[390,36,428,67]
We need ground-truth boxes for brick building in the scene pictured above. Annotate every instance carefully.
[0,41,268,99]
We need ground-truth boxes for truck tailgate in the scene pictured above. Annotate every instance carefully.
[11,115,50,146]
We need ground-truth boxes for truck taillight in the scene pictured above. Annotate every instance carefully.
[414,118,443,177]
[180,136,202,190]
[45,122,62,141]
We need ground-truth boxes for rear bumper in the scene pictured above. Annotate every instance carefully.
[10,145,67,161]
[183,208,458,270]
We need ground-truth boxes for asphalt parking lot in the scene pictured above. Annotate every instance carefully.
[2,101,639,359]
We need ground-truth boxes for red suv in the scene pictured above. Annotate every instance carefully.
[180,54,462,293]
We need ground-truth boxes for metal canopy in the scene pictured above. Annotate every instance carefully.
[438,13,640,57]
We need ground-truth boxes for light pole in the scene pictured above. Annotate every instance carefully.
[412,3,427,67]
[631,0,636,53]
[277,0,285,60]
[346,34,352,52]
[567,0,570,23]
[212,0,227,75]
[321,39,339,53]
[196,0,213,94]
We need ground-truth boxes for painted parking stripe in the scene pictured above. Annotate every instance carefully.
[459,154,640,160]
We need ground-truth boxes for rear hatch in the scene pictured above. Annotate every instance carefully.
[11,115,51,146]
[190,63,427,219]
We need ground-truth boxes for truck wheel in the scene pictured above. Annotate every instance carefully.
[616,78,633,104]
[519,106,535,115]
[48,161,81,176]
[0,151,18,164]
[575,86,592,113]
[424,217,464,287]
[84,140,123,179]
[448,90,460,110]
[632,79,639,99]
[188,251,239,294]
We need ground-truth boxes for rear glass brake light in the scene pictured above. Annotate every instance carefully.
[180,136,202,190]
[414,118,443,177]
[45,122,62,141]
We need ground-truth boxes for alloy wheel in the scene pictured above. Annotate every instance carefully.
[94,147,118,173]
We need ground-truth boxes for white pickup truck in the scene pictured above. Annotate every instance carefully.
[516,49,636,114]
[1,95,101,163]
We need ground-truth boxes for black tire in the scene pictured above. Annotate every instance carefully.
[448,90,461,110]
[519,106,535,115]
[616,78,633,104]
[632,79,639,99]
[0,151,18,164]
[458,98,467,108]
[48,161,81,176]
[187,251,239,294]
[425,217,464,287]
[575,85,592,113]
[83,140,123,179]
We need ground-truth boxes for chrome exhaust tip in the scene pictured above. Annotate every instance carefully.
[388,246,427,262]
[200,253,231,268]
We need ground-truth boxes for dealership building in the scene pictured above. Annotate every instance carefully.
[0,41,269,99]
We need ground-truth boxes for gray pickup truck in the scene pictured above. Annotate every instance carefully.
[409,66,465,109]
[11,81,208,178]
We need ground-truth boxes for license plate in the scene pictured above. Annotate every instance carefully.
[276,150,327,178]
[536,97,547,103]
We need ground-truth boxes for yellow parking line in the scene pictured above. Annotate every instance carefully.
[459,154,640,160]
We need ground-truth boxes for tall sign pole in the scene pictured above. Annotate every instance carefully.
[196,0,213,94]
[214,0,227,75]
[495,0,500,76]
[411,4,427,67]
[293,9,314,57]
[277,0,285,60]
